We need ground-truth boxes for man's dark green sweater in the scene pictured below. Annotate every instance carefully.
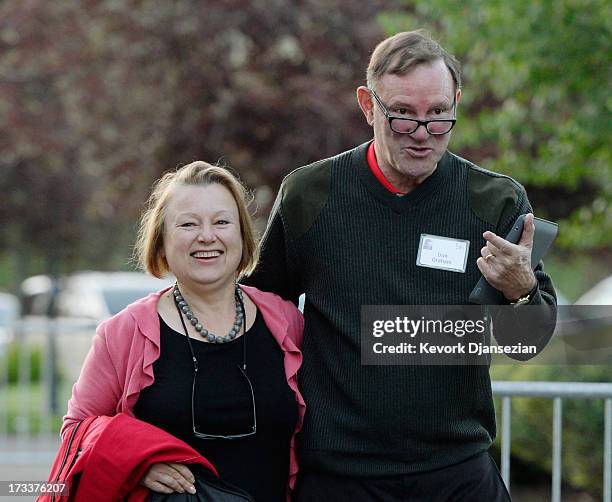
[246,141,556,477]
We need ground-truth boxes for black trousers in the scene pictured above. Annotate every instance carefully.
[294,452,511,502]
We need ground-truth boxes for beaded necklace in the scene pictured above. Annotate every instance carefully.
[172,283,244,343]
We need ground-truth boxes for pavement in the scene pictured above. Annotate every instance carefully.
[0,436,59,501]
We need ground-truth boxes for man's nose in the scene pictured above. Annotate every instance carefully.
[409,123,430,141]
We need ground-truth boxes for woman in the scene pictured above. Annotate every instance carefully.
[62,161,305,501]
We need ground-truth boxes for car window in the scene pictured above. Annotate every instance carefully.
[101,288,158,315]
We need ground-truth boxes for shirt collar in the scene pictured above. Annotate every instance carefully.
[366,141,405,195]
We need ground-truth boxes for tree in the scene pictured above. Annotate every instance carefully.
[0,0,394,283]
[380,0,611,252]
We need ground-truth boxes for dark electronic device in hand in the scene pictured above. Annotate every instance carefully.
[469,215,558,305]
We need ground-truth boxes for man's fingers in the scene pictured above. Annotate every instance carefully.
[477,216,536,299]
[485,242,501,256]
[480,247,494,263]
[483,213,534,252]
[482,231,511,253]
[518,213,535,247]
[477,255,506,292]
[476,256,492,276]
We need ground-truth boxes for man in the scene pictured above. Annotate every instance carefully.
[247,30,556,501]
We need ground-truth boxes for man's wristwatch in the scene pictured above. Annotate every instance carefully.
[510,283,538,305]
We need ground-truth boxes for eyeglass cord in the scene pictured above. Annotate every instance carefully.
[174,285,248,373]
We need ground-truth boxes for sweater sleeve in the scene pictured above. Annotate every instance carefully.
[244,184,302,305]
[61,322,122,437]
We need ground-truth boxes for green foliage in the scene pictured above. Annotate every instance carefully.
[1,347,68,434]
[0,1,381,280]
[380,0,612,250]
[491,364,611,498]
[1,0,609,285]
[544,252,610,301]
[1,342,65,385]
[3,344,42,384]
[0,382,66,434]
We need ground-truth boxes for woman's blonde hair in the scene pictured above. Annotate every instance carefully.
[133,161,259,279]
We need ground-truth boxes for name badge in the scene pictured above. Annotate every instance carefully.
[416,234,470,273]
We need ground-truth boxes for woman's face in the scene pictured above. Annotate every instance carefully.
[162,183,243,292]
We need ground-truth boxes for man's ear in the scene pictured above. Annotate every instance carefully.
[455,87,462,107]
[357,86,375,126]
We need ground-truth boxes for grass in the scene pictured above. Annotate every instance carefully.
[0,382,67,435]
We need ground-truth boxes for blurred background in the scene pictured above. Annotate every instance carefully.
[0,0,610,500]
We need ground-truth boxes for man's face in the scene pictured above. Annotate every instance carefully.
[359,59,461,192]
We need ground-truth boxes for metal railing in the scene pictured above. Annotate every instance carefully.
[0,317,95,460]
[493,381,612,502]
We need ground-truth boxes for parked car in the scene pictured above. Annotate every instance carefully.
[21,271,174,322]
[54,271,174,321]
[20,274,55,317]
[19,271,174,382]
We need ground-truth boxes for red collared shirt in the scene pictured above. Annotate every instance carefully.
[366,142,405,195]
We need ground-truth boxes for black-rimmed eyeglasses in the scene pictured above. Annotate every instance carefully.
[369,88,457,135]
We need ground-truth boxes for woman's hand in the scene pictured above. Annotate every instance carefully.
[140,462,196,494]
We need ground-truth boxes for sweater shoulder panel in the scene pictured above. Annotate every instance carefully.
[280,155,335,239]
[460,153,525,227]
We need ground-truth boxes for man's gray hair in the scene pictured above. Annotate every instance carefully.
[366,30,461,92]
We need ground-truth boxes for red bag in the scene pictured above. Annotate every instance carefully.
[37,416,98,502]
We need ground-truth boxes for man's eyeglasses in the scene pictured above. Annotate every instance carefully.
[369,88,457,135]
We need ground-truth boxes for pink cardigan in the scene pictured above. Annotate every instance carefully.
[63,285,305,493]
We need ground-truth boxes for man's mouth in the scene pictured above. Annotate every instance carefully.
[403,146,433,158]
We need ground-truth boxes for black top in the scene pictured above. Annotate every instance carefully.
[133,309,297,501]
[245,142,557,476]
